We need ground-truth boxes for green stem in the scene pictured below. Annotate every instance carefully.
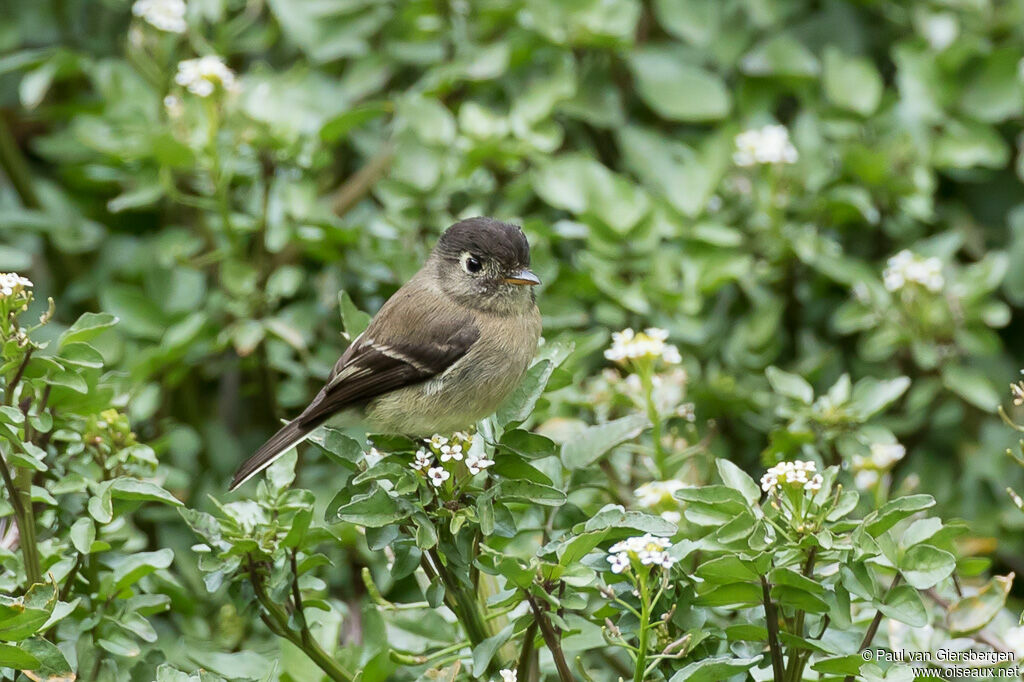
[633,571,650,682]
[526,593,574,682]
[0,444,41,586]
[0,114,40,209]
[761,576,785,682]
[248,556,354,682]
[425,549,491,651]
[844,574,902,682]
[516,619,537,681]
[638,366,666,478]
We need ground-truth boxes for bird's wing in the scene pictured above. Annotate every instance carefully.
[229,285,478,491]
[294,286,480,429]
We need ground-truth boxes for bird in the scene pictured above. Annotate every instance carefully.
[229,217,542,491]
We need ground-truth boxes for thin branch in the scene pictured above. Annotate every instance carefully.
[331,145,394,217]
[0,114,40,209]
[526,592,574,682]
[761,576,785,682]
[844,575,902,682]
[515,619,537,682]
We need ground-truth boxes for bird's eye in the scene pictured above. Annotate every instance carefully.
[462,253,483,274]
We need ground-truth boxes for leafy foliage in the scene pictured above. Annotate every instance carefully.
[2,0,1024,679]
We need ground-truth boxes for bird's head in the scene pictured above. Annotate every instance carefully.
[432,217,540,313]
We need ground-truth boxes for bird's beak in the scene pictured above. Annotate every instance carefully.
[503,269,541,286]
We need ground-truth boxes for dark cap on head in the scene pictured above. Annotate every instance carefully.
[436,217,530,268]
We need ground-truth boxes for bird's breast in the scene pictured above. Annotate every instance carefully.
[365,305,541,436]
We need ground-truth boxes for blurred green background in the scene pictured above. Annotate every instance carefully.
[2,0,1024,673]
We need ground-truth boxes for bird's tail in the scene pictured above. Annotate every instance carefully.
[229,419,313,491]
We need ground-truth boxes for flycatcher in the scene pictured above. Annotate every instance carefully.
[230,217,542,490]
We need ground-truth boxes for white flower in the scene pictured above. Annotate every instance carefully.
[634,480,685,508]
[761,460,819,495]
[607,552,630,574]
[854,469,880,490]
[428,434,448,449]
[921,13,958,51]
[427,466,450,487]
[498,669,517,682]
[174,56,238,97]
[605,328,682,365]
[882,250,944,293]
[607,534,676,573]
[410,448,433,471]
[163,94,184,118]
[733,125,798,167]
[1012,372,1024,406]
[870,442,906,469]
[364,447,383,468]
[439,443,463,462]
[465,452,494,475]
[132,0,186,33]
[0,273,32,298]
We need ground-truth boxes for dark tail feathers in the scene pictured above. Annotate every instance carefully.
[229,419,311,491]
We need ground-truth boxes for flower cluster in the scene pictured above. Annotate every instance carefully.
[132,0,186,33]
[410,431,492,487]
[0,273,32,300]
[497,670,516,682]
[852,442,906,490]
[760,460,823,496]
[605,328,682,365]
[882,250,944,293]
[634,480,685,523]
[733,124,798,167]
[606,534,677,574]
[174,56,239,97]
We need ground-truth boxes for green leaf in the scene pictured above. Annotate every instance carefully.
[864,495,935,536]
[495,360,555,427]
[668,655,760,682]
[941,364,1000,412]
[308,427,365,464]
[560,414,647,469]
[582,505,677,535]
[715,459,761,505]
[18,637,72,678]
[56,342,104,368]
[947,574,1012,634]
[109,478,183,506]
[695,582,762,607]
[69,517,95,554]
[0,643,39,669]
[110,549,175,592]
[878,584,928,627]
[771,585,828,613]
[811,654,865,675]
[628,48,730,122]
[899,544,955,589]
[848,376,910,418]
[0,582,57,642]
[741,35,819,77]
[766,366,814,404]
[472,623,514,677]
[495,480,566,506]
[695,555,761,584]
[823,47,883,116]
[498,429,558,459]
[338,290,371,338]
[335,485,409,527]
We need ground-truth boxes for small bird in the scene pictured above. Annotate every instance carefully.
[230,217,542,490]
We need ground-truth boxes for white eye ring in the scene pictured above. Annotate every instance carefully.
[461,252,483,274]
